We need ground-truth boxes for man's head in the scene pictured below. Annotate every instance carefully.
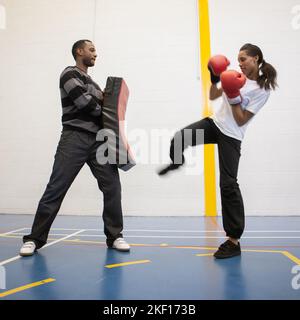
[72,40,97,67]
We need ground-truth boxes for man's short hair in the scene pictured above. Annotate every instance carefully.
[72,39,92,60]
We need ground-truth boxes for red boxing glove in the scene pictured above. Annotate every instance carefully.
[207,55,230,84]
[208,55,230,75]
[220,70,246,105]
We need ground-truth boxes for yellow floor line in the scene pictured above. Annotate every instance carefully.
[1,234,300,265]
[0,234,21,238]
[195,249,300,266]
[196,253,214,257]
[242,249,283,253]
[63,239,159,248]
[172,245,217,251]
[0,278,55,298]
[281,251,300,265]
[243,249,300,265]
[105,260,151,269]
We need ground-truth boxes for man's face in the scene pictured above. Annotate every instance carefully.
[78,41,97,67]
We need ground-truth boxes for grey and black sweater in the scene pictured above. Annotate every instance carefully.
[59,66,103,134]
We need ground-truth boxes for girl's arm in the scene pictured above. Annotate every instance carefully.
[231,104,254,126]
[209,84,223,100]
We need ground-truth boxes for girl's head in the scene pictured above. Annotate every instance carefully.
[238,43,277,90]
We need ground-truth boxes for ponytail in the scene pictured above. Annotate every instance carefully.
[258,59,278,90]
[240,43,278,91]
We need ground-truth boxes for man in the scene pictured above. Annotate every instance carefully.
[20,40,130,256]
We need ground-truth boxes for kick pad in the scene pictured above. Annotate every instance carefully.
[101,77,135,171]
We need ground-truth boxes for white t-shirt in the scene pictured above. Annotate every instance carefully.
[211,78,270,141]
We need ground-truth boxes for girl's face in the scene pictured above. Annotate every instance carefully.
[238,50,259,78]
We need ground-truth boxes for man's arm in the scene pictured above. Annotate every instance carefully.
[60,70,102,116]
[230,104,254,126]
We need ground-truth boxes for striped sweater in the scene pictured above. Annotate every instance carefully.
[59,66,103,133]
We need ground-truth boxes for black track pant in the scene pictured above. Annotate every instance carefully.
[170,117,244,239]
[23,129,123,249]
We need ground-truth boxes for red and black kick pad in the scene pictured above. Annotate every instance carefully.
[101,77,136,171]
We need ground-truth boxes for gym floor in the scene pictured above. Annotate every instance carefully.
[0,214,300,300]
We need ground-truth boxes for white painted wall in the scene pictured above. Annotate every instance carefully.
[209,0,300,215]
[0,0,299,216]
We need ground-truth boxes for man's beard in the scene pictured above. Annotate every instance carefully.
[83,57,95,67]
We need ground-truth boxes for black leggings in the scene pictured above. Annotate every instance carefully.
[170,117,244,239]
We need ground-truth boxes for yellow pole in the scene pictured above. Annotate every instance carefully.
[198,0,217,216]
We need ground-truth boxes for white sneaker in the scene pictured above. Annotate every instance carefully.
[19,241,36,257]
[112,238,130,252]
